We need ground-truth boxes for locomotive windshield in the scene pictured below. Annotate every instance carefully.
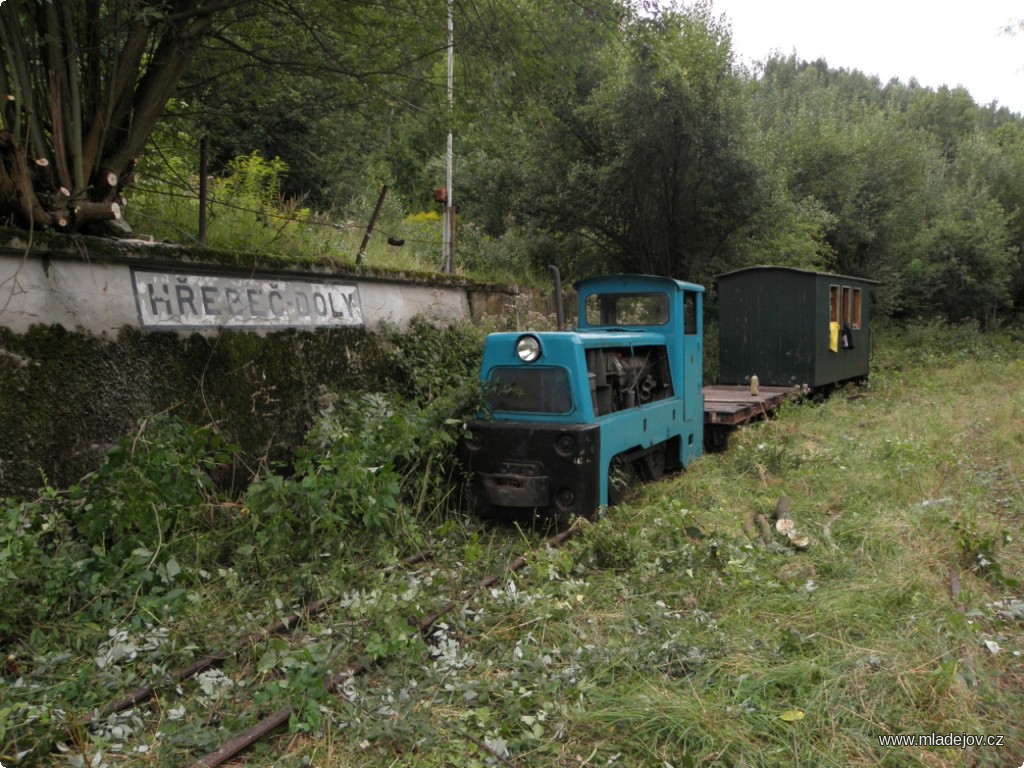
[585,292,669,326]
[487,366,573,413]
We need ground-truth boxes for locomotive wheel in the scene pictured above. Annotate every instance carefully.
[608,454,638,506]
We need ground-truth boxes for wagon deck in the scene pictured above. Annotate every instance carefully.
[702,385,796,426]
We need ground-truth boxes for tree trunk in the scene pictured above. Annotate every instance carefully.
[0,132,55,228]
[1,0,226,233]
[99,5,216,183]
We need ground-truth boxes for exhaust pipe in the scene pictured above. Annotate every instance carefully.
[548,265,565,330]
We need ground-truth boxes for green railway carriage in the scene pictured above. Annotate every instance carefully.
[717,266,879,389]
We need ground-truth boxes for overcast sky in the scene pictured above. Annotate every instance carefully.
[711,0,1024,114]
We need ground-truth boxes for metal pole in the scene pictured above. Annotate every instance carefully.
[198,137,208,245]
[441,0,454,273]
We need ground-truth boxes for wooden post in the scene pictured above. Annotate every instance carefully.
[356,184,388,264]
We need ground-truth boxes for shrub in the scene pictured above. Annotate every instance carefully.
[0,488,80,641]
[74,415,235,564]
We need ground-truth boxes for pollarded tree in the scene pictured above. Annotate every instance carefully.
[0,0,452,234]
[0,0,231,232]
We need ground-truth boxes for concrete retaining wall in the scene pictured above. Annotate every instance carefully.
[0,230,505,334]
[0,229,519,498]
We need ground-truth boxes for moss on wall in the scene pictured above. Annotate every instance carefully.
[0,228,527,499]
[0,324,391,498]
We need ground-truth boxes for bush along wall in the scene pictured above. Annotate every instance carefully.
[0,324,392,499]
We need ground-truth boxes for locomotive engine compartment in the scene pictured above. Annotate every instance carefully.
[585,345,673,416]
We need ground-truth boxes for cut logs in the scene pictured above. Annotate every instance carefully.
[752,512,773,544]
[772,495,810,550]
[744,496,813,550]
[72,200,121,224]
[774,495,795,536]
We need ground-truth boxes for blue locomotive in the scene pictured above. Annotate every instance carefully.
[461,274,705,522]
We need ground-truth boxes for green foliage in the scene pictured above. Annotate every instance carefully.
[950,515,1017,588]
[242,318,483,564]
[129,139,454,273]
[130,146,335,257]
[755,65,934,285]
[109,0,1024,325]
[380,316,484,403]
[737,191,838,272]
[5,327,1024,767]
[872,318,1021,373]
[0,416,239,641]
[577,519,641,571]
[0,487,81,641]
[220,151,290,215]
[244,393,410,559]
[509,7,761,282]
[74,416,234,563]
[178,0,449,212]
[906,187,1018,327]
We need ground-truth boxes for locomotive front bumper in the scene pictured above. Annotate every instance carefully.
[478,461,550,507]
[460,421,601,519]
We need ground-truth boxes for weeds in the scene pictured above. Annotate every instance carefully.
[127,148,549,286]
[3,322,1024,767]
[0,317,484,766]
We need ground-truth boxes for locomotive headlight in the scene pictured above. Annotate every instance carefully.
[515,334,542,362]
[463,428,483,450]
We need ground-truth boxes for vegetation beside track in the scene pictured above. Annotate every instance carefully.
[2,322,1023,767]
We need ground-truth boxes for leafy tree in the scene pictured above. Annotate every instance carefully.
[904,85,982,162]
[951,122,1024,312]
[908,186,1018,327]
[0,0,455,233]
[751,58,942,315]
[175,0,454,213]
[494,5,763,283]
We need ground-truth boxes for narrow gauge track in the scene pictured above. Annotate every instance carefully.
[77,552,427,726]
[190,527,576,768]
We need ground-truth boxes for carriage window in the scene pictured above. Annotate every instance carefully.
[829,285,840,323]
[487,367,573,413]
[851,288,862,329]
[841,286,851,325]
[585,292,669,326]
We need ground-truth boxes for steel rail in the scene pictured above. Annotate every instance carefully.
[191,527,578,767]
[78,553,427,726]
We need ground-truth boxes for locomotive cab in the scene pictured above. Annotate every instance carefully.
[461,274,704,522]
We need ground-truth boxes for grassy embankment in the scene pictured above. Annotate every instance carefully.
[321,324,1024,768]
[2,323,1021,767]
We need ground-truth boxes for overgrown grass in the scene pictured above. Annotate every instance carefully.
[3,322,1022,767]
[124,150,541,287]
[128,174,451,275]
[321,322,1024,768]
[546,323,1024,767]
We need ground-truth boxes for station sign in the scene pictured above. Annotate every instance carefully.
[131,268,363,329]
